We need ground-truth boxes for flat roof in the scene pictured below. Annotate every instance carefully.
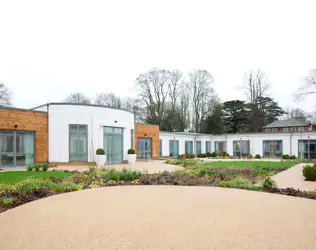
[30,102,135,114]
[0,105,47,114]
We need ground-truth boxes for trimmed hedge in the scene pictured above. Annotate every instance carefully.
[302,164,316,181]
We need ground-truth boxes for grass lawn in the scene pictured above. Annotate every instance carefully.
[203,161,296,169]
[0,171,72,184]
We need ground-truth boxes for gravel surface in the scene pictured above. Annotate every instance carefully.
[1,186,316,250]
[272,163,316,191]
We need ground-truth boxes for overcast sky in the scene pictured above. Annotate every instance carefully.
[0,0,315,111]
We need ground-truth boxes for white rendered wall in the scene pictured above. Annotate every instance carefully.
[48,104,134,162]
[160,131,316,157]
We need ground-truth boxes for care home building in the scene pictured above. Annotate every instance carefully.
[1,103,316,168]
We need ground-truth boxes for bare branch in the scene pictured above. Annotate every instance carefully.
[65,92,91,104]
[0,83,12,106]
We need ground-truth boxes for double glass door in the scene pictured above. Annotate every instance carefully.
[0,131,34,167]
[104,127,123,164]
[137,138,152,160]
[69,125,88,162]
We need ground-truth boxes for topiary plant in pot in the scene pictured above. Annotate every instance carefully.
[96,148,106,166]
[127,148,136,165]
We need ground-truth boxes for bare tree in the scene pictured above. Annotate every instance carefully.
[296,69,316,101]
[244,69,270,132]
[65,92,91,104]
[188,69,215,132]
[0,83,12,106]
[135,68,171,126]
[95,92,121,107]
[244,69,270,104]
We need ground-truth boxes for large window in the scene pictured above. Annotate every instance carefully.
[233,140,250,157]
[169,140,179,158]
[69,125,88,162]
[104,126,124,164]
[298,140,316,160]
[215,141,226,154]
[263,140,282,158]
[185,141,193,154]
[205,141,211,153]
[0,131,35,167]
[196,141,201,154]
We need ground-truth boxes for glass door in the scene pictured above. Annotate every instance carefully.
[0,131,35,167]
[169,140,179,158]
[137,138,152,160]
[0,132,14,167]
[69,125,88,162]
[103,127,123,164]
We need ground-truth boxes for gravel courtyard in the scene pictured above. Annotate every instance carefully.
[1,186,316,250]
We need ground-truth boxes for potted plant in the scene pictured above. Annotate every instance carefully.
[127,148,136,165]
[96,148,106,166]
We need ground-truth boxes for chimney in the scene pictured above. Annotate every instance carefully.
[295,116,306,122]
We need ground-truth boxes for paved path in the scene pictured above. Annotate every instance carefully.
[52,160,184,174]
[1,186,316,250]
[272,163,316,191]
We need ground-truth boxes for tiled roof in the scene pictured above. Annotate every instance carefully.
[263,117,310,128]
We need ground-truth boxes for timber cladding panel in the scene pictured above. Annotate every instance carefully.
[0,108,48,163]
[134,124,160,159]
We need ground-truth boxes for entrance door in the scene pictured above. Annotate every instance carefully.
[0,132,14,167]
[0,131,35,167]
[69,125,88,162]
[137,138,152,160]
[104,127,123,164]
[169,140,179,158]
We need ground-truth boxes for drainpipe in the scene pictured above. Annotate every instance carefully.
[289,132,292,156]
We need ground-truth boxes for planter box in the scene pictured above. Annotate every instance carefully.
[96,155,106,166]
[126,154,136,165]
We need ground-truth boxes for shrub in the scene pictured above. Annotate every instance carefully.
[26,165,33,171]
[41,163,49,171]
[165,159,182,165]
[290,155,296,160]
[127,148,135,154]
[183,159,201,167]
[2,198,14,206]
[206,152,212,157]
[0,184,16,196]
[262,177,276,189]
[217,177,250,188]
[33,164,41,172]
[103,169,141,181]
[197,153,206,158]
[281,154,290,160]
[247,154,252,159]
[54,181,80,193]
[107,180,116,186]
[255,154,261,159]
[16,179,55,195]
[302,164,316,181]
[96,148,105,155]
[70,173,91,184]
[211,152,217,157]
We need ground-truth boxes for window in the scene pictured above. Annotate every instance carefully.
[299,127,304,132]
[69,125,88,162]
[205,141,211,153]
[233,140,250,157]
[263,140,283,158]
[292,127,297,132]
[283,128,289,132]
[185,141,193,154]
[272,128,277,132]
[196,141,201,154]
[265,128,270,132]
[215,141,226,154]
[169,140,179,157]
